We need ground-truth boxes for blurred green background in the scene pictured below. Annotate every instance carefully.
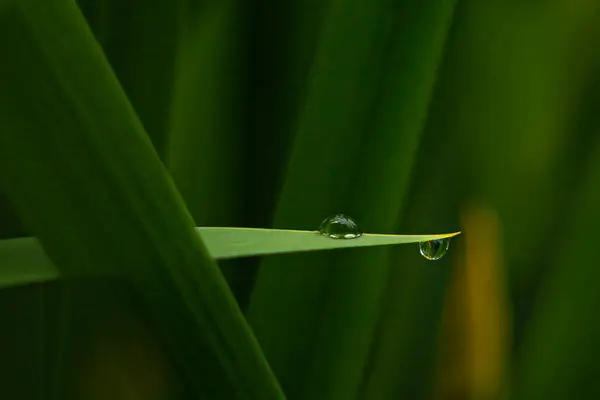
[2,0,600,399]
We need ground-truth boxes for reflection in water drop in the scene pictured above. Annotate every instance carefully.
[419,238,450,260]
[318,214,362,239]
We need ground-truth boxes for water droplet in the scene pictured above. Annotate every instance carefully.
[419,238,450,261]
[318,214,362,239]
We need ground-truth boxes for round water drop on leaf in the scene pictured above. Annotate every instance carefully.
[419,238,450,260]
[318,214,362,239]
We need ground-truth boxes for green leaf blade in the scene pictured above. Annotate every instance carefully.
[0,1,283,398]
[0,229,460,288]
[202,228,460,259]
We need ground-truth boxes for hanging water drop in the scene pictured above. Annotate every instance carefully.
[419,238,450,261]
[318,214,362,239]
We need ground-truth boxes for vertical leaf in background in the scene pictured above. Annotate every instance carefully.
[507,1,600,355]
[77,0,184,159]
[166,0,247,298]
[167,0,243,228]
[0,1,283,399]
[359,33,466,398]
[444,0,600,354]
[229,0,331,309]
[243,0,331,229]
[422,0,600,398]
[511,39,600,399]
[359,145,461,399]
[247,0,395,397]
[513,136,600,399]
[301,0,457,399]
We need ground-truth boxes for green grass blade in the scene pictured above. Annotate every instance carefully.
[164,1,248,300]
[246,0,458,397]
[511,60,600,399]
[245,0,416,396]
[512,139,600,399]
[0,229,460,288]
[202,229,460,259]
[360,134,463,399]
[299,1,457,398]
[243,0,330,229]
[166,1,243,228]
[0,1,283,398]
[358,21,465,396]
[444,8,600,390]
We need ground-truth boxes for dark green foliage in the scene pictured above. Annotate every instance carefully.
[1,0,600,398]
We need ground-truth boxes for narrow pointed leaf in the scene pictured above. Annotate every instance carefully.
[0,229,460,288]
[202,228,460,259]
